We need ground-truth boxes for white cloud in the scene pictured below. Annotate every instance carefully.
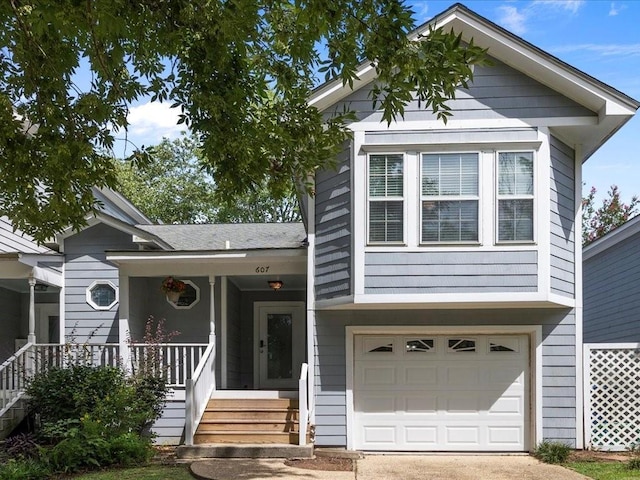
[609,2,626,16]
[551,43,640,57]
[497,0,584,35]
[411,1,430,23]
[532,0,584,14]
[498,5,528,35]
[126,101,185,147]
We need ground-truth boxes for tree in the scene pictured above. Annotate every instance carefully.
[0,1,486,242]
[114,135,301,223]
[582,185,639,245]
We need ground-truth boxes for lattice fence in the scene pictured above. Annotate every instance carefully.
[585,344,640,451]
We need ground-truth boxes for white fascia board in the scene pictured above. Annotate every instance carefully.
[95,187,153,225]
[315,293,574,310]
[308,65,377,113]
[107,249,306,263]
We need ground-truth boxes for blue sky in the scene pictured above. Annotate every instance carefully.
[122,0,640,204]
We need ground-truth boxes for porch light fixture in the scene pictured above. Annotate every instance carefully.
[268,280,284,291]
[34,284,48,292]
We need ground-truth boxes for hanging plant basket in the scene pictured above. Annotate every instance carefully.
[166,290,181,303]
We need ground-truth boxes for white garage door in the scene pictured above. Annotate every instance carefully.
[353,334,529,451]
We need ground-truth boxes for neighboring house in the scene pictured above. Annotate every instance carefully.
[1,3,638,452]
[583,214,640,343]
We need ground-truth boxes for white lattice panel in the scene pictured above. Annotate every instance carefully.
[586,345,640,451]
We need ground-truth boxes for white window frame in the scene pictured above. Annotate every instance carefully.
[166,279,200,310]
[495,150,536,244]
[86,280,118,311]
[419,151,481,245]
[367,152,406,245]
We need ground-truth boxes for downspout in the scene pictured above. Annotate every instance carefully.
[305,183,316,423]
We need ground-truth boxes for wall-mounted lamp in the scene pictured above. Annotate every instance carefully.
[268,280,284,291]
[34,284,48,292]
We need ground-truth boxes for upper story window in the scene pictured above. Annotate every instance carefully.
[368,154,404,243]
[497,152,534,242]
[421,153,479,243]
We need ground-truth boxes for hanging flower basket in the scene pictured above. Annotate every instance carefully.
[161,276,186,302]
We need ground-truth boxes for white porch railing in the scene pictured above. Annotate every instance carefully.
[130,343,208,388]
[298,362,309,446]
[0,343,32,415]
[185,342,216,446]
[32,343,120,370]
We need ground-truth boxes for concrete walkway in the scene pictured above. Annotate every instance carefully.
[189,455,590,480]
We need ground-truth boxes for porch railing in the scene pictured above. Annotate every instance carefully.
[130,343,208,388]
[185,342,216,446]
[0,343,32,416]
[32,343,120,371]
[298,362,309,446]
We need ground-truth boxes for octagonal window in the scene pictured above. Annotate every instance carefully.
[167,280,200,309]
[86,281,118,310]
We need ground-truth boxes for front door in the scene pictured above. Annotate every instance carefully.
[255,302,305,389]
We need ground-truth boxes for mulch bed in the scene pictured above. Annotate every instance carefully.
[568,450,630,463]
[285,456,354,471]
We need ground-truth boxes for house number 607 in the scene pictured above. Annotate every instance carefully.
[255,266,270,273]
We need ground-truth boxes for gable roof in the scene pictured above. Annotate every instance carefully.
[583,214,640,260]
[135,223,307,251]
[309,3,639,161]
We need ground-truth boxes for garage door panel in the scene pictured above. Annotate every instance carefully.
[354,334,529,451]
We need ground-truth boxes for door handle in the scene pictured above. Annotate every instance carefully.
[260,340,264,348]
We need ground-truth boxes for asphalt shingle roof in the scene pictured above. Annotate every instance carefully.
[136,223,307,251]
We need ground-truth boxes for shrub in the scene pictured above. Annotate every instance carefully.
[0,458,50,480]
[628,457,640,470]
[533,440,572,464]
[0,433,40,462]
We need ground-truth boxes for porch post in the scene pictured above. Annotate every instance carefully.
[27,275,36,344]
[118,274,131,373]
[209,277,216,344]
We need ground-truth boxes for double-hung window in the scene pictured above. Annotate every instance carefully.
[497,152,534,242]
[368,154,404,243]
[421,152,479,243]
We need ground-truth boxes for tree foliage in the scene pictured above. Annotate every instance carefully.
[0,1,486,241]
[582,185,639,245]
[114,135,301,223]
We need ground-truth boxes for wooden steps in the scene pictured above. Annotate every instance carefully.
[194,398,310,445]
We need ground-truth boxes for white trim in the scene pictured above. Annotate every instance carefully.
[220,276,228,390]
[306,186,317,422]
[582,343,592,449]
[349,117,599,133]
[85,280,118,311]
[118,274,130,373]
[584,342,640,349]
[353,132,366,296]
[58,262,65,344]
[574,147,584,449]
[166,279,200,310]
[345,325,543,452]
[212,390,299,399]
[536,129,552,297]
[366,152,406,245]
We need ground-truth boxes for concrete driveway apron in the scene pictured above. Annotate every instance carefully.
[355,455,590,480]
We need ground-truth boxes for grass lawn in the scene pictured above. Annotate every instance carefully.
[566,462,640,480]
[69,465,193,480]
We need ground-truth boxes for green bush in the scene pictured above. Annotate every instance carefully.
[0,458,50,480]
[533,440,572,464]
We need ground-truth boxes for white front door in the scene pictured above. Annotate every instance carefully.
[353,334,529,451]
[255,302,305,389]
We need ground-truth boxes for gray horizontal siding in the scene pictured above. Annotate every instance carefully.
[325,59,595,123]
[584,229,640,342]
[0,216,52,254]
[315,143,352,301]
[314,308,576,448]
[549,136,576,298]
[364,251,537,294]
[151,398,185,445]
[63,223,137,343]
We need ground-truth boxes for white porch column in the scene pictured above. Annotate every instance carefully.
[118,274,131,373]
[27,275,36,344]
[209,277,216,344]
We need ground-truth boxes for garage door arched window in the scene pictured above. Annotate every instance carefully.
[86,280,118,310]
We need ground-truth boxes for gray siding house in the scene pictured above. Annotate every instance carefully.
[1,4,638,452]
[583,215,640,343]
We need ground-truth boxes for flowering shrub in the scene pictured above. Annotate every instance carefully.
[161,276,186,293]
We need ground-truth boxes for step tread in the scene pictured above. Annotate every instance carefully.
[200,419,299,424]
